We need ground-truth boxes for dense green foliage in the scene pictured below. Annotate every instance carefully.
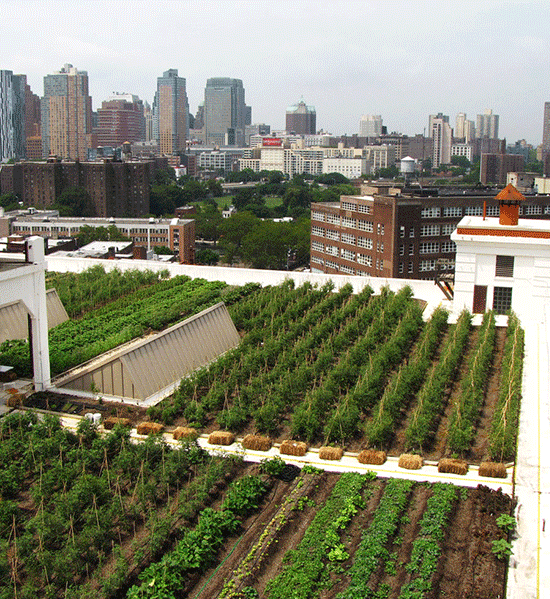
[0,412,231,599]
[447,311,496,454]
[489,313,524,461]
[0,273,256,378]
[266,472,369,599]
[46,266,167,317]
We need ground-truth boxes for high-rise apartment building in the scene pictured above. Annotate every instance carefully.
[204,78,247,146]
[455,113,475,142]
[429,113,452,168]
[22,76,42,159]
[286,99,316,135]
[542,102,550,151]
[359,114,383,138]
[96,93,145,147]
[476,109,499,139]
[153,69,189,155]
[41,64,93,161]
[0,70,26,162]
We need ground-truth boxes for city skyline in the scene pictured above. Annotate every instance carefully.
[1,0,549,144]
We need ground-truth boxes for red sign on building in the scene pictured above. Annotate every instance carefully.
[262,138,282,147]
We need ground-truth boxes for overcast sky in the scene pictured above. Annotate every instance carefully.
[2,0,549,145]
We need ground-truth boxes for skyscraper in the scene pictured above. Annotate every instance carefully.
[0,70,26,162]
[96,93,145,147]
[153,69,189,155]
[542,102,550,150]
[476,109,499,139]
[41,64,93,160]
[204,78,247,146]
[429,113,452,168]
[286,99,316,135]
[359,115,383,138]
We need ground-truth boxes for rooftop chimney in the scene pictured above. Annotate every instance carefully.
[495,183,525,226]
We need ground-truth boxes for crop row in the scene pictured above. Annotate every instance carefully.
[404,310,472,451]
[266,471,371,599]
[447,311,496,453]
[0,412,234,599]
[489,313,524,461]
[338,478,414,598]
[0,275,251,377]
[47,266,168,317]
[399,484,458,598]
[127,475,268,599]
[364,306,449,447]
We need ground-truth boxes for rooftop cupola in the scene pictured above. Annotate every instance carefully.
[494,183,525,226]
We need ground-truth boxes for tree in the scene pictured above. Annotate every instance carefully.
[152,167,176,185]
[219,211,260,248]
[194,204,223,243]
[315,173,350,185]
[451,155,471,168]
[0,193,19,211]
[54,186,96,217]
[196,248,219,265]
[150,184,187,216]
[207,179,224,198]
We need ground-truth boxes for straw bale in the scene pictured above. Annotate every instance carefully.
[173,427,198,441]
[279,439,308,457]
[479,461,508,479]
[6,393,23,408]
[319,446,343,461]
[242,434,272,451]
[208,431,235,446]
[357,449,387,465]
[398,453,423,470]
[103,416,131,430]
[438,458,468,476]
[136,421,164,435]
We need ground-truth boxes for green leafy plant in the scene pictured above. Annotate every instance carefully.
[492,538,513,560]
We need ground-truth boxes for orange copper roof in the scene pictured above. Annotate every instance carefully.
[495,183,526,202]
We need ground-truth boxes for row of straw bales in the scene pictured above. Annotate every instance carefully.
[119,426,510,479]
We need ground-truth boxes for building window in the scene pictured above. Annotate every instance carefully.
[420,259,437,271]
[341,201,356,211]
[465,206,483,216]
[399,245,404,256]
[443,206,462,218]
[341,232,356,245]
[421,224,440,237]
[340,264,355,275]
[486,205,499,216]
[493,286,513,314]
[357,236,373,249]
[409,227,414,237]
[358,203,371,214]
[326,229,339,241]
[523,204,542,216]
[311,255,324,265]
[440,241,456,253]
[358,220,374,232]
[341,248,356,261]
[400,226,405,238]
[311,240,324,253]
[409,245,414,256]
[326,245,339,256]
[312,211,325,221]
[421,207,441,218]
[420,242,440,254]
[341,216,357,228]
[326,213,340,225]
[325,259,339,271]
[441,224,454,235]
[408,262,414,273]
[399,263,404,274]
[312,225,325,237]
[495,255,514,277]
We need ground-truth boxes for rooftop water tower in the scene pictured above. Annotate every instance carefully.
[400,156,416,185]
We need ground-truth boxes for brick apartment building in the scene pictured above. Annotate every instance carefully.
[310,184,550,280]
[7,214,195,264]
[0,157,168,217]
